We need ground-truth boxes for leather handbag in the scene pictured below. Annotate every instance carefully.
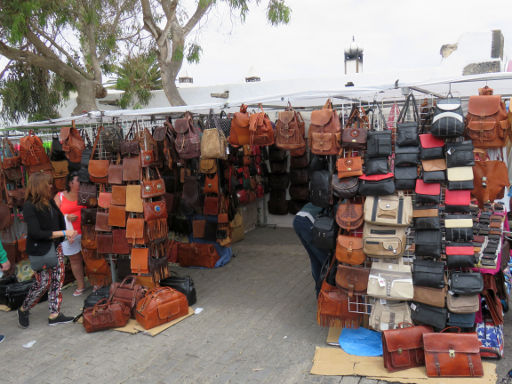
[312,215,336,252]
[382,323,433,372]
[97,233,113,254]
[269,173,290,190]
[111,185,126,206]
[415,229,441,257]
[126,218,145,245]
[414,216,440,230]
[362,223,406,258]
[249,105,274,146]
[171,113,201,159]
[367,259,413,300]
[309,99,342,155]
[81,208,97,226]
[120,122,140,157]
[143,200,167,221]
[59,124,85,163]
[423,329,483,377]
[394,145,419,167]
[317,278,363,328]
[141,168,166,199]
[394,166,417,190]
[199,158,217,174]
[203,195,219,216]
[289,184,309,200]
[201,126,228,159]
[364,157,389,175]
[135,287,189,330]
[445,189,471,213]
[122,155,141,182]
[109,275,146,318]
[413,284,447,308]
[445,245,476,268]
[419,133,444,160]
[465,86,509,148]
[112,229,130,255]
[159,275,197,306]
[204,173,219,195]
[310,169,331,208]
[108,204,126,228]
[95,211,111,232]
[446,294,479,314]
[290,152,308,169]
[341,106,368,149]
[289,168,308,185]
[415,179,440,204]
[449,272,483,295]
[332,175,358,199]
[125,185,143,213]
[446,166,474,190]
[88,126,109,183]
[445,215,473,242]
[275,105,306,151]
[335,235,365,265]
[108,157,123,185]
[358,173,395,196]
[369,301,412,332]
[336,153,363,179]
[445,141,475,167]
[130,247,149,273]
[472,160,509,207]
[335,264,369,297]
[430,97,465,137]
[363,193,412,227]
[81,225,97,250]
[410,302,447,329]
[396,94,420,146]
[335,202,363,231]
[366,115,392,158]
[78,183,97,206]
[178,243,219,268]
[98,188,112,209]
[412,259,445,288]
[82,299,130,333]
[229,104,250,146]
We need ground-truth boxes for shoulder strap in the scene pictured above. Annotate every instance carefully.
[397,93,419,123]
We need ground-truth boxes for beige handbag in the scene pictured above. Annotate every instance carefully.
[200,128,227,159]
[369,300,412,331]
[421,158,447,171]
[413,284,447,308]
[362,223,406,258]
[446,293,479,314]
[230,210,244,243]
[367,259,413,300]
[447,166,474,181]
[363,193,412,226]
[125,184,143,213]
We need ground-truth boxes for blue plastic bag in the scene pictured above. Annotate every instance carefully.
[338,327,382,357]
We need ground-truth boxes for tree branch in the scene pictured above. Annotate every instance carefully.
[83,23,102,82]
[183,0,213,36]
[158,0,179,47]
[141,0,162,39]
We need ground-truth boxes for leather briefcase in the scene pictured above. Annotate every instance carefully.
[82,299,130,333]
[382,323,433,372]
[423,330,483,377]
[335,235,365,265]
[135,287,189,330]
[109,275,146,318]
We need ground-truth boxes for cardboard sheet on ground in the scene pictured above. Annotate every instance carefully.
[114,307,194,336]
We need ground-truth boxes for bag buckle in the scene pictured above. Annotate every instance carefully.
[449,349,455,358]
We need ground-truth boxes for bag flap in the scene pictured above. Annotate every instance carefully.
[446,246,475,256]
[174,118,191,134]
[467,119,496,132]
[332,175,359,189]
[337,235,363,250]
[359,173,394,181]
[419,133,444,149]
[423,333,480,354]
[336,265,369,290]
[382,239,401,251]
[88,160,109,177]
[415,179,440,195]
[445,218,473,228]
[233,111,250,127]
[422,159,446,171]
[395,145,420,154]
[278,111,295,125]
[414,260,444,273]
[394,166,417,178]
[310,109,333,126]
[311,132,336,151]
[447,166,473,181]
[468,95,501,117]
[337,156,362,171]
[436,98,462,111]
[383,325,432,352]
[445,189,471,205]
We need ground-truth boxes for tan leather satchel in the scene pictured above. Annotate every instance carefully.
[413,284,447,308]
[363,194,412,227]
[335,202,363,231]
[309,99,342,155]
[275,105,306,151]
[337,152,363,179]
[125,185,143,213]
[229,104,250,146]
[88,126,109,184]
[108,204,126,227]
[108,155,123,185]
[111,185,126,206]
[60,123,85,163]
[199,158,217,174]
[201,128,227,159]
[335,235,365,265]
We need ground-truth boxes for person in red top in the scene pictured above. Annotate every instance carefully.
[54,172,86,296]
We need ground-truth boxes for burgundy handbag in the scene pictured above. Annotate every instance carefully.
[141,168,166,199]
[97,233,113,254]
[112,229,130,255]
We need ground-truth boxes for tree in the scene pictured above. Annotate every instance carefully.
[0,0,140,115]
[140,0,291,106]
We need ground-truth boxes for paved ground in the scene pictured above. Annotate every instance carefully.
[1,227,510,383]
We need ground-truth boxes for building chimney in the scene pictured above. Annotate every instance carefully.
[344,36,363,75]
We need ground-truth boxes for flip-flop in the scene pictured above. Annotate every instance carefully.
[72,288,85,297]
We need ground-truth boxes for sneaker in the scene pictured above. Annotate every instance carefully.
[48,313,74,326]
[0,334,4,343]
[18,309,29,329]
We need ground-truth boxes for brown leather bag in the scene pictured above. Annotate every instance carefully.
[81,224,97,250]
[275,105,306,151]
[122,155,141,182]
[199,158,217,174]
[98,188,112,209]
[130,247,149,274]
[125,185,143,213]
[143,200,167,221]
[108,157,123,185]
[317,280,363,328]
[141,168,165,198]
[465,86,510,148]
[60,123,85,163]
[20,130,49,166]
[335,235,365,265]
[109,275,146,318]
[120,121,140,157]
[83,299,130,333]
[111,185,126,206]
[112,229,130,255]
[203,173,219,195]
[108,204,126,227]
[178,243,219,268]
[88,126,109,183]
[335,202,363,231]
[126,218,145,245]
[472,160,509,207]
[229,104,250,146]
[382,324,433,372]
[95,211,111,232]
[78,183,97,206]
[423,330,483,377]
[97,233,113,254]
[342,106,368,149]
[171,113,201,159]
[2,138,21,170]
[249,105,274,146]
[337,153,363,179]
[335,264,369,297]
[309,99,342,155]
[135,287,189,330]
[413,284,447,308]
[83,249,111,286]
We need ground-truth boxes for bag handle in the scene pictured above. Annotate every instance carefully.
[90,125,104,161]
[397,93,420,123]
[370,102,388,131]
[323,99,333,110]
[440,326,462,333]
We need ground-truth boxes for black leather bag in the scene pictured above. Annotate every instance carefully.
[422,170,445,183]
[394,166,417,190]
[415,229,442,258]
[430,97,465,138]
[160,275,197,305]
[447,312,476,328]
[396,94,420,146]
[410,302,447,330]
[447,179,474,191]
[331,176,358,199]
[290,168,309,185]
[366,131,392,158]
[413,259,445,288]
[290,153,308,169]
[446,244,476,268]
[358,173,395,196]
[312,214,336,252]
[83,286,110,309]
[289,184,309,200]
[414,217,440,230]
[445,215,473,242]
[445,141,475,168]
[395,146,419,167]
[364,157,389,175]
[310,170,331,208]
[450,272,484,295]
[268,173,290,190]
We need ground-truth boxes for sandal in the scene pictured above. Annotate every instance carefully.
[72,288,85,297]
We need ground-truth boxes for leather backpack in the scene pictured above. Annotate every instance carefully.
[249,105,274,146]
[229,104,250,146]
[19,130,50,167]
[465,86,510,148]
[171,112,201,159]
[275,104,306,151]
[60,123,85,163]
[309,99,342,155]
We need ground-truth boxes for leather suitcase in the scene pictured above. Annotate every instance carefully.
[82,299,131,333]
[135,287,188,330]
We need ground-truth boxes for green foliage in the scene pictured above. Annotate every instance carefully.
[115,52,161,109]
[0,62,72,123]
[186,43,202,64]
[266,0,290,25]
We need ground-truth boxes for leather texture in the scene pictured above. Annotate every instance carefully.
[82,299,130,333]
[335,235,365,265]
[135,287,189,330]
[309,99,342,155]
[335,202,363,231]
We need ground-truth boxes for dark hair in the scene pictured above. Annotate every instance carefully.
[66,171,80,192]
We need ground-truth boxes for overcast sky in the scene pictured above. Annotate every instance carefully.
[180,0,512,86]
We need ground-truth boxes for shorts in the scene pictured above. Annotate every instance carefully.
[61,234,82,256]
